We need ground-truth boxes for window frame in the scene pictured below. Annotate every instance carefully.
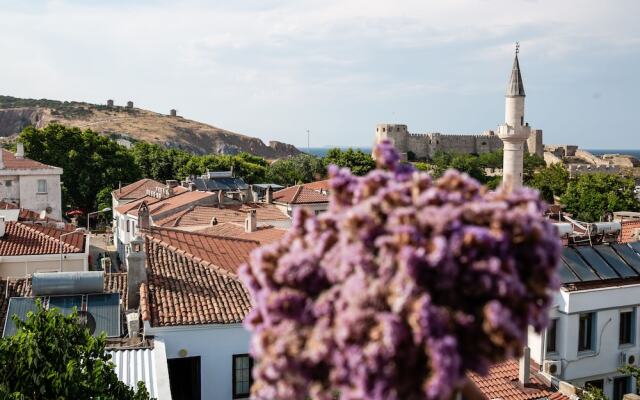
[36,179,47,194]
[578,312,596,353]
[619,308,635,346]
[232,353,253,399]
[546,318,558,354]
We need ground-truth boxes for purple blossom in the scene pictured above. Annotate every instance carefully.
[239,139,562,400]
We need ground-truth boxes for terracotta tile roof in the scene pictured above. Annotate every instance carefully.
[468,359,569,400]
[302,179,330,191]
[0,201,19,210]
[144,227,258,274]
[141,237,252,326]
[273,185,329,204]
[0,273,127,336]
[115,196,160,215]
[156,203,289,228]
[112,179,165,201]
[129,191,216,218]
[621,220,640,243]
[1,149,59,171]
[197,223,286,244]
[0,222,85,256]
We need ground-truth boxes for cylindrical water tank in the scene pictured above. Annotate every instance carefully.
[554,223,573,237]
[588,221,621,235]
[32,271,104,296]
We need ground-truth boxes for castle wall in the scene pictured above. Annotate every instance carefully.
[406,134,429,159]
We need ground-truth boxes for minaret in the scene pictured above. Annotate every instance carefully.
[498,43,531,191]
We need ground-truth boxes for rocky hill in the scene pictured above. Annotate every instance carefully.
[0,96,301,158]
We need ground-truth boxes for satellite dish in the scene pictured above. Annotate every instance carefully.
[78,310,97,335]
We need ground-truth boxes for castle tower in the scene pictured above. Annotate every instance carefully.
[498,43,531,191]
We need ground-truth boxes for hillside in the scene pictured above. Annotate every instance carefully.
[0,96,300,158]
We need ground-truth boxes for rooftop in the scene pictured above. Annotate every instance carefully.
[0,221,85,256]
[0,149,61,171]
[144,227,258,274]
[112,179,165,201]
[302,179,330,192]
[141,235,252,327]
[468,359,568,400]
[197,223,286,244]
[273,185,329,204]
[155,203,289,228]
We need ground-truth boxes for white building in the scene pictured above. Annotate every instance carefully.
[271,183,329,217]
[530,241,640,400]
[0,144,63,220]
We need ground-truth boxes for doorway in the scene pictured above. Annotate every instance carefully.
[168,356,201,400]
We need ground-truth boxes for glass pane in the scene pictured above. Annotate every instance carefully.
[562,248,599,281]
[236,381,243,393]
[242,381,250,394]
[594,246,636,278]
[613,244,640,273]
[559,260,580,283]
[629,241,640,254]
[576,247,619,279]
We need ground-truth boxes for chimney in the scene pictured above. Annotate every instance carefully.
[126,236,147,310]
[210,217,218,226]
[188,182,196,192]
[265,185,273,204]
[15,142,24,159]
[0,217,5,238]
[218,190,225,206]
[245,210,257,233]
[126,312,140,338]
[519,346,531,385]
[166,179,178,189]
[137,201,150,231]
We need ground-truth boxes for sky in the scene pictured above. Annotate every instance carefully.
[1,0,639,150]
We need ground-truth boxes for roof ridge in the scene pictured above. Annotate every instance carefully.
[291,185,303,203]
[147,226,260,245]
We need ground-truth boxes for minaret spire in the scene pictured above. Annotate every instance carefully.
[506,42,525,97]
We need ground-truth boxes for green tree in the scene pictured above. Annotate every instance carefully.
[582,384,608,400]
[267,154,326,186]
[19,124,141,213]
[0,302,150,399]
[324,148,375,176]
[529,163,570,203]
[429,152,486,182]
[561,173,640,221]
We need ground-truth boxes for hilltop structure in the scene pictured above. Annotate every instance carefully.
[373,45,543,169]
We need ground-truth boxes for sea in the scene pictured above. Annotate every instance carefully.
[306,147,640,159]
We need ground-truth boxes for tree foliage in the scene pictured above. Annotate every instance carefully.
[528,163,570,203]
[19,124,141,213]
[561,173,639,221]
[581,385,608,400]
[0,302,150,400]
[267,154,326,186]
[323,148,376,176]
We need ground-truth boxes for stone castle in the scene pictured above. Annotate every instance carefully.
[373,48,543,163]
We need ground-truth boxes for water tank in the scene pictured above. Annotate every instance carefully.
[32,271,104,296]
[588,221,621,235]
[554,223,573,237]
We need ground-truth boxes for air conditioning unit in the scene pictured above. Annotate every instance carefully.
[543,360,562,376]
[619,351,637,367]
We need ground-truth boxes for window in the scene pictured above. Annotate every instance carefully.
[620,309,635,345]
[37,179,47,193]
[126,220,130,233]
[520,116,524,125]
[546,319,558,353]
[585,379,604,392]
[232,354,253,399]
[4,180,11,187]
[613,376,630,400]
[578,313,595,352]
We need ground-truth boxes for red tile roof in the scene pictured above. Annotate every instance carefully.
[468,359,569,400]
[112,179,165,201]
[130,191,215,218]
[303,179,330,191]
[1,149,59,171]
[155,203,289,228]
[115,196,160,215]
[0,273,127,336]
[273,185,329,204]
[141,237,252,327]
[197,223,286,244]
[0,222,85,256]
[144,227,258,274]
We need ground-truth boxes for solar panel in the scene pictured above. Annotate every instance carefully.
[3,298,38,337]
[48,296,83,316]
[613,244,640,273]
[630,242,640,254]
[594,245,638,278]
[87,293,120,337]
[561,248,599,281]
[558,259,581,284]
[576,246,619,279]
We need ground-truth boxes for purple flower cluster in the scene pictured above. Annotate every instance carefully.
[239,140,561,400]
